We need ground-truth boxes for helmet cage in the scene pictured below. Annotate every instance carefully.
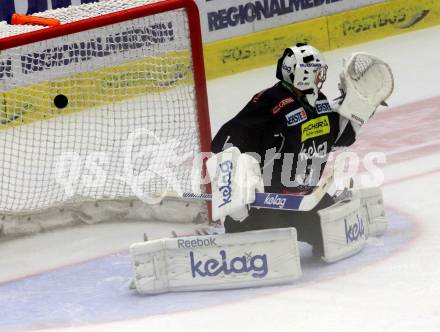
[315,64,328,91]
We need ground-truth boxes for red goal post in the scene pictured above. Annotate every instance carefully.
[0,0,212,235]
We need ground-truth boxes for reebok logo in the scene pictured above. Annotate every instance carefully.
[351,114,365,125]
[178,237,217,249]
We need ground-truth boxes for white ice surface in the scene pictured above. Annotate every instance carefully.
[1,26,440,332]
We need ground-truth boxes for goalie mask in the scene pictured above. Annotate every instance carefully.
[276,43,328,106]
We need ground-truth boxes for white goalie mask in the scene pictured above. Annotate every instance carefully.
[276,43,328,106]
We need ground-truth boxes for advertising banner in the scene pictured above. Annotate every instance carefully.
[204,16,329,79]
[203,0,440,79]
[2,0,440,80]
[328,0,440,48]
[195,0,386,43]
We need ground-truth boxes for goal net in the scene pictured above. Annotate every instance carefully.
[0,0,211,236]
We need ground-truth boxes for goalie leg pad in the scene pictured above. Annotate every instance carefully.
[359,186,387,237]
[318,186,387,263]
[130,228,302,295]
[319,198,367,263]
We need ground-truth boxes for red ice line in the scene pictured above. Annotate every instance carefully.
[344,96,440,181]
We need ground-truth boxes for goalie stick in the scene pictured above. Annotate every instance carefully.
[164,173,337,212]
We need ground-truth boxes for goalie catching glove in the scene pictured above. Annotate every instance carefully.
[335,52,394,126]
[206,147,264,222]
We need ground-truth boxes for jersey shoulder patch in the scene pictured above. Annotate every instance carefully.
[251,88,270,103]
[285,107,307,127]
[259,84,298,115]
[271,97,296,114]
[315,99,332,114]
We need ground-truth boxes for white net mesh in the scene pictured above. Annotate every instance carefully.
[0,0,208,230]
[0,0,167,38]
[347,53,375,81]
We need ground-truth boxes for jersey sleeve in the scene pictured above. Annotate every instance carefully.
[334,116,357,147]
[211,122,260,153]
[211,91,276,154]
[316,92,357,148]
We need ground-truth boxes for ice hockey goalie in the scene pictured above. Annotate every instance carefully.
[130,43,394,294]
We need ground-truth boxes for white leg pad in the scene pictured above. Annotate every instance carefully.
[318,186,387,263]
[359,187,387,237]
[319,198,367,263]
[130,228,302,295]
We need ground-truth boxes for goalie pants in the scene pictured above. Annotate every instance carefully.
[224,194,335,255]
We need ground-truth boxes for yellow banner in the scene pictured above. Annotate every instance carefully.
[328,0,440,49]
[203,0,440,80]
[204,17,330,80]
[1,52,191,129]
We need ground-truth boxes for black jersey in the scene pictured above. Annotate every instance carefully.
[211,82,356,194]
